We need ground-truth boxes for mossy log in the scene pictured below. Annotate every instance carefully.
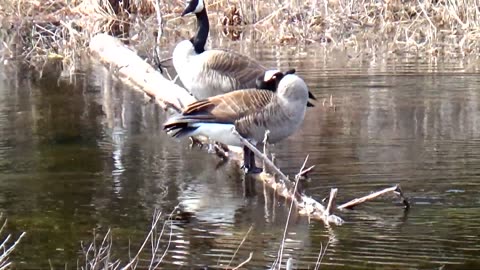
[89,33,409,226]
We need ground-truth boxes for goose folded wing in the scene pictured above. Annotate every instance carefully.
[164,89,275,139]
[203,50,267,89]
[182,89,275,122]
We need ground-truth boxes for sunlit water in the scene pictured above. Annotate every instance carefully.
[1,38,480,270]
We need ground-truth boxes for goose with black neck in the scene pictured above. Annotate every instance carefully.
[172,0,268,100]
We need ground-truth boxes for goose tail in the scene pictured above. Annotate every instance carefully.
[163,118,200,138]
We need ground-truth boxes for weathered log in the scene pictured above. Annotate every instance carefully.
[89,33,196,112]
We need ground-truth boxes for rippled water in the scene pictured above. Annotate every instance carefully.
[1,40,480,269]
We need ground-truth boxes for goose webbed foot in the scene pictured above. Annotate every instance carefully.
[240,163,262,174]
[245,165,262,174]
[189,137,204,149]
[213,142,229,160]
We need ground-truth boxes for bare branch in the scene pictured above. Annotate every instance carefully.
[338,185,410,210]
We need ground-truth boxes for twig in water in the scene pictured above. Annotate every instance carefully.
[298,165,314,177]
[324,188,337,217]
[337,185,410,210]
[121,209,163,270]
[152,208,176,269]
[80,228,120,270]
[275,156,310,270]
[313,239,330,270]
[0,215,26,270]
[227,225,254,268]
[232,252,253,270]
[286,258,294,270]
[262,130,271,173]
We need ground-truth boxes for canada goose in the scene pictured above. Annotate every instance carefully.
[173,0,267,100]
[164,72,311,173]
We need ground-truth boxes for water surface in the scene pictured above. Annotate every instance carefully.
[0,39,480,269]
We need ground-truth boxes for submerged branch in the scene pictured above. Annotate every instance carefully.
[338,185,410,210]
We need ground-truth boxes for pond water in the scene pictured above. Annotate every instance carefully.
[1,38,480,269]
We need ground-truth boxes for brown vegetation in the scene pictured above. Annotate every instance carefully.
[1,0,480,74]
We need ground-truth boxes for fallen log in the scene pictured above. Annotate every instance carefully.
[89,33,196,112]
[88,33,409,226]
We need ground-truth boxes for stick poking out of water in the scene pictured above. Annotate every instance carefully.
[338,185,410,210]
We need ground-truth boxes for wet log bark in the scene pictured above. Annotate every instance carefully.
[89,33,409,226]
[89,33,196,112]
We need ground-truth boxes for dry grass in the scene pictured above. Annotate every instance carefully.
[78,208,175,270]
[1,0,480,74]
[0,214,26,270]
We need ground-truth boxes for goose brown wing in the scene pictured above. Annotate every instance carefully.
[204,50,267,88]
[182,89,275,123]
[233,99,288,139]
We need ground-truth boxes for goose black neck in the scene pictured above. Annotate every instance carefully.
[191,8,209,54]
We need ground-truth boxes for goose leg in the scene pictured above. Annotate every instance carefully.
[242,146,262,174]
[241,146,250,172]
[248,149,262,174]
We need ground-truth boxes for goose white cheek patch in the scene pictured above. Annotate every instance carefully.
[194,0,204,13]
[264,69,281,81]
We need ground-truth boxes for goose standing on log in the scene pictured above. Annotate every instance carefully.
[164,71,313,174]
[173,0,267,100]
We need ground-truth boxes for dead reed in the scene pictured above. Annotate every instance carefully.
[0,214,26,270]
[1,0,479,74]
[78,208,174,270]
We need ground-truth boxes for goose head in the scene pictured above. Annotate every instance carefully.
[277,74,310,104]
[182,0,205,16]
[256,69,317,107]
[255,69,283,91]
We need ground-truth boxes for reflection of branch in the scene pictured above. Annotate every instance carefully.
[227,226,253,268]
[232,129,344,225]
[232,129,346,226]
[314,239,331,270]
[277,156,310,269]
[232,252,253,270]
[122,207,177,270]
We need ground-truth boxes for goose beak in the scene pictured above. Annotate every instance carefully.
[307,91,317,107]
[181,7,193,16]
[181,0,203,16]
[285,68,296,75]
[181,1,195,16]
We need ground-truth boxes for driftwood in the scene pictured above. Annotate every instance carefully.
[338,185,410,210]
[89,33,196,112]
[89,33,409,226]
